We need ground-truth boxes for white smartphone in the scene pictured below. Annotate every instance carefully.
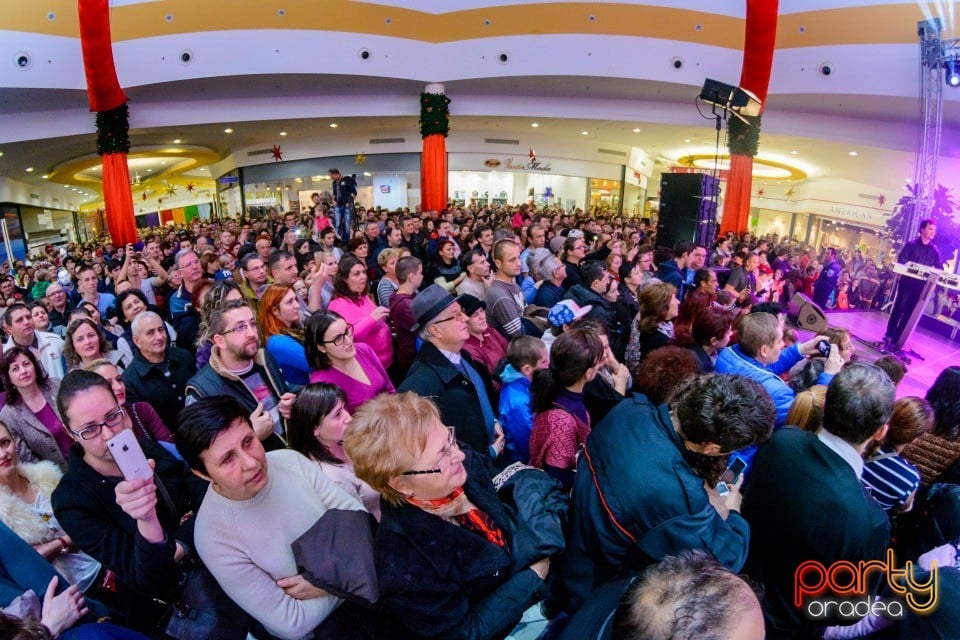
[107,430,153,481]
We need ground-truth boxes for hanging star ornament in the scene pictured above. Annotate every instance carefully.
[272,145,283,162]
[186,182,196,193]
[877,193,886,206]
[529,148,537,162]
[756,188,765,197]
[164,184,178,197]
[355,152,366,165]
[784,187,796,198]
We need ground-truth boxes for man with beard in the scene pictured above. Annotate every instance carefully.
[185,299,294,445]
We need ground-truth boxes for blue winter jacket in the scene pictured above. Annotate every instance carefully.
[715,343,834,428]
[499,364,534,464]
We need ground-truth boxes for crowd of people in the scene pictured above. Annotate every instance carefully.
[0,202,958,640]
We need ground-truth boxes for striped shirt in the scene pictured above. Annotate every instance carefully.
[862,447,921,512]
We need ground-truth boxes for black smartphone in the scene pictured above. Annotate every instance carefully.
[816,339,831,358]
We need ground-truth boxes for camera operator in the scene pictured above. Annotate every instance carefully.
[329,168,358,242]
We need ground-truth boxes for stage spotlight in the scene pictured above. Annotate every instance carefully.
[945,59,960,87]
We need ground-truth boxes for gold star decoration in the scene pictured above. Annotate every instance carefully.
[164,184,178,197]
[355,152,366,165]
[784,187,796,198]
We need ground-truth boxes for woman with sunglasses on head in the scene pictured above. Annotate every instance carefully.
[344,392,552,640]
[304,311,394,414]
[0,347,68,471]
[326,254,393,370]
[287,382,381,519]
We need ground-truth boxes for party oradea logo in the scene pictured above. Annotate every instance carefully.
[794,550,939,620]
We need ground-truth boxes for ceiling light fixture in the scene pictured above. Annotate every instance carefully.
[848,151,858,156]
[173,139,182,144]
[632,128,641,133]
[41,174,48,179]
[224,128,233,133]
[531,123,539,128]
[25,167,34,172]
[683,138,692,143]
[580,131,588,135]
[790,150,798,155]
[280,131,288,136]
[329,123,338,128]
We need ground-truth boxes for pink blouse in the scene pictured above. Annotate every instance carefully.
[327,295,394,369]
[309,342,396,414]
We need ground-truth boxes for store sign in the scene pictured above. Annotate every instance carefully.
[219,176,239,185]
[380,185,391,193]
[504,157,553,172]
[805,200,890,228]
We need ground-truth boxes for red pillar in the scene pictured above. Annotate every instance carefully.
[719,0,779,236]
[419,86,451,216]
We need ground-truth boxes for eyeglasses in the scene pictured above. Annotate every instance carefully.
[401,427,458,475]
[322,324,355,347]
[432,309,466,325]
[220,320,259,336]
[71,407,125,440]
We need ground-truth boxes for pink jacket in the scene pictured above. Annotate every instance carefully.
[327,295,394,369]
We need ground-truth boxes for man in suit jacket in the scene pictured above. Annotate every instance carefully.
[398,284,504,458]
[742,363,894,639]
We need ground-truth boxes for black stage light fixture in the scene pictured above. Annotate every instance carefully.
[699,78,762,122]
[945,59,960,87]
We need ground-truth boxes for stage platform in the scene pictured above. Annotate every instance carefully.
[804,309,960,399]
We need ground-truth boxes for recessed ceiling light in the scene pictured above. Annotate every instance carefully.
[224,128,233,133]
[199,168,205,172]
[160,161,167,165]
[580,131,588,135]
[295,177,303,183]
[904,178,911,183]
[683,138,692,143]
[173,139,182,144]
[280,131,288,136]
[363,171,372,177]
[848,151,858,156]
[146,169,152,173]
[329,123,338,128]
[632,128,641,133]
[790,150,798,155]
[531,123,539,128]
[41,174,48,179]
[0,151,4,157]
[25,167,34,172]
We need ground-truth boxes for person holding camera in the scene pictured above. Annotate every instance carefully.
[329,168,357,242]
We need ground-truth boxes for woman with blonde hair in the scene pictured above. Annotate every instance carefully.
[785,385,827,432]
[375,248,404,307]
[344,392,551,640]
[258,284,311,388]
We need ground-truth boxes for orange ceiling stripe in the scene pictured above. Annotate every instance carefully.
[0,1,940,48]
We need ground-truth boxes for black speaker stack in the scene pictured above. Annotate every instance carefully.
[656,173,720,249]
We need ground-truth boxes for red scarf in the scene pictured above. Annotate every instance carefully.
[408,488,506,547]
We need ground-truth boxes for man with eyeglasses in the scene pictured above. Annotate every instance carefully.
[239,253,271,313]
[167,249,206,355]
[43,282,73,335]
[51,370,209,629]
[185,299,294,447]
[398,284,505,459]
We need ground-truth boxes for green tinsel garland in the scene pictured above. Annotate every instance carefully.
[96,103,130,155]
[727,114,761,157]
[419,92,451,138]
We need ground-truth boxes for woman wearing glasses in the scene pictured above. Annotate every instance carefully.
[304,311,394,414]
[327,255,393,370]
[50,370,209,632]
[345,392,551,640]
[0,347,68,470]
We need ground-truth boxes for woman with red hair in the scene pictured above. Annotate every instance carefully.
[259,284,311,388]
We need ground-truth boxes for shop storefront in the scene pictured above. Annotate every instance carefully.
[751,201,888,257]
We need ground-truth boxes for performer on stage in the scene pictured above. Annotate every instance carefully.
[882,218,940,346]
